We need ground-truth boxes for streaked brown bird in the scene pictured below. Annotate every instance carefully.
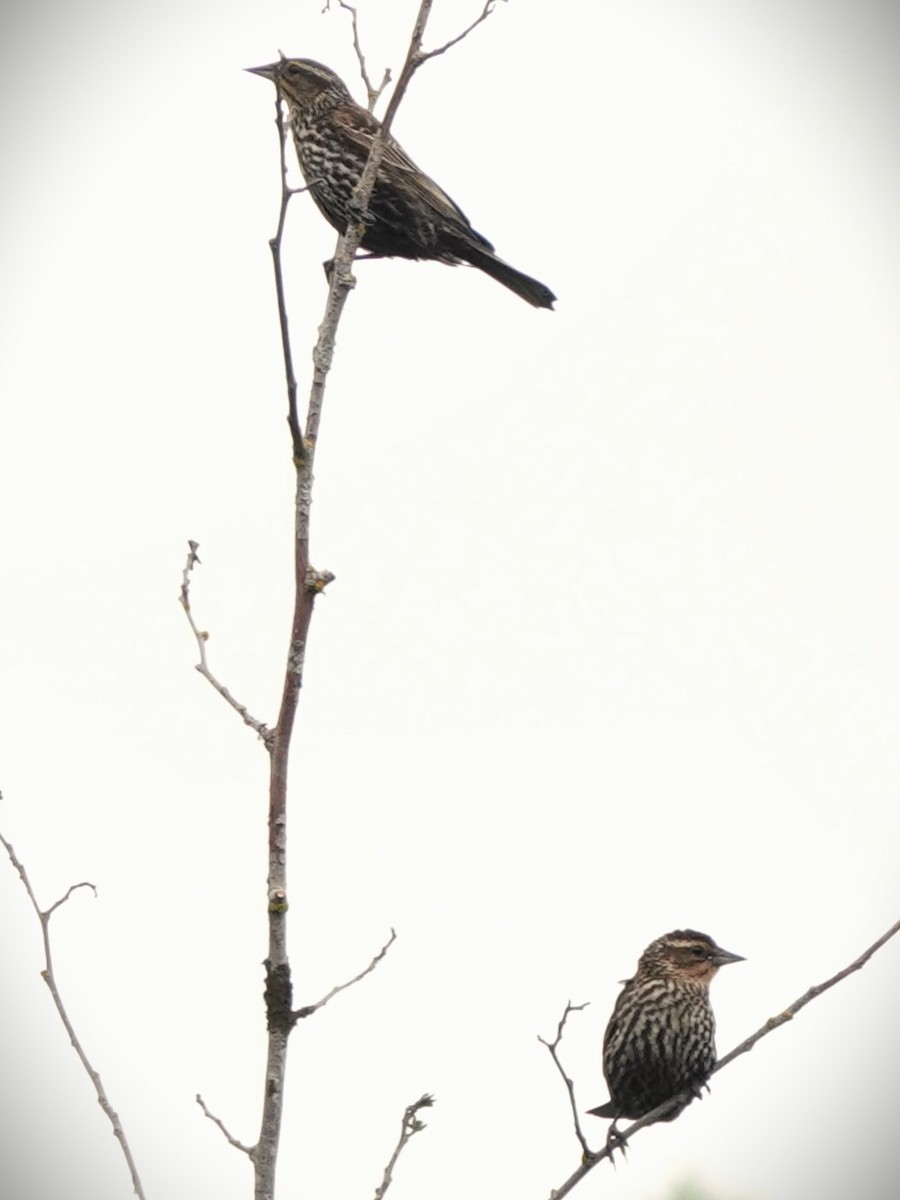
[588,930,744,1138]
[247,58,556,309]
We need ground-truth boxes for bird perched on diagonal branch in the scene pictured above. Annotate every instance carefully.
[588,930,744,1145]
[247,57,556,309]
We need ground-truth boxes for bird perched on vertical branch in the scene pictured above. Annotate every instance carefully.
[588,929,744,1144]
[247,57,556,309]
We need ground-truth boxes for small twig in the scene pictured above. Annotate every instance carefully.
[538,1001,591,1158]
[546,917,900,1198]
[178,541,273,746]
[288,179,324,197]
[417,0,502,63]
[196,1093,254,1156]
[0,831,148,1200]
[335,1,392,111]
[44,879,97,915]
[373,1094,435,1200]
[294,928,397,1019]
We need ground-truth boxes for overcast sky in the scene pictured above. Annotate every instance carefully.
[1,2,899,1199]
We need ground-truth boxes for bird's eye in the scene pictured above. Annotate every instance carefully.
[690,946,706,958]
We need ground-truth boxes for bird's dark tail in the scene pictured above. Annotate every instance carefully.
[456,243,556,309]
[586,1102,618,1118]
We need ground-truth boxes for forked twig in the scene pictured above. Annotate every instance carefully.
[538,1001,591,1158]
[334,1,392,110]
[178,541,273,746]
[294,928,397,1018]
[0,831,147,1200]
[373,1094,435,1200]
[543,917,900,1198]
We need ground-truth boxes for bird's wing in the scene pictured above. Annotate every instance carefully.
[332,105,488,243]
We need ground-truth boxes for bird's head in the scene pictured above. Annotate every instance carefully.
[637,929,745,986]
[246,57,352,112]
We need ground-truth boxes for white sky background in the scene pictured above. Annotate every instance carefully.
[1,1,899,1198]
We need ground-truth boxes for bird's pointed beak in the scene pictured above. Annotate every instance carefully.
[713,947,745,966]
[245,63,278,80]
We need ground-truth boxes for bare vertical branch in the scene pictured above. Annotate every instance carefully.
[253,6,443,1198]
[249,3,510,1195]
[0,831,147,1200]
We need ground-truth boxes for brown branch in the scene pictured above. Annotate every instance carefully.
[294,928,397,1018]
[178,541,273,746]
[0,831,147,1200]
[538,1001,591,1159]
[373,1094,435,1200]
[196,1093,253,1156]
[253,2,500,1191]
[253,7,446,1198]
[545,917,900,1199]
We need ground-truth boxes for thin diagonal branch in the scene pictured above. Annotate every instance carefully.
[294,928,397,1018]
[0,831,147,1200]
[178,541,273,746]
[196,1093,253,1156]
[373,1094,435,1200]
[538,1001,591,1159]
[417,1,503,64]
[710,916,900,1075]
[545,916,900,1199]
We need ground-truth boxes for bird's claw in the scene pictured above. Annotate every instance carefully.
[605,1121,628,1163]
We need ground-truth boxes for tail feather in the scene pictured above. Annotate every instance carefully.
[455,243,556,309]
[586,1102,618,1118]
